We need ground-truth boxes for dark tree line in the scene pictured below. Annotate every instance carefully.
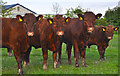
[104,7,120,27]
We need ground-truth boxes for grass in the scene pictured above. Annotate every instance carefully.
[1,34,119,74]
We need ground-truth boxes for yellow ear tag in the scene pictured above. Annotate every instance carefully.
[49,20,52,24]
[102,28,106,31]
[80,17,83,20]
[97,17,99,19]
[66,19,69,22]
[115,28,118,31]
[38,17,41,21]
[19,17,22,22]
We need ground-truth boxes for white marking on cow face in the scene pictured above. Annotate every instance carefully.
[108,37,112,40]
[56,31,64,36]
[27,32,34,36]
[88,27,94,33]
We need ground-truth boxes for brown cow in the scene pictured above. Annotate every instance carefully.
[6,13,40,57]
[1,13,40,74]
[58,12,102,68]
[1,17,29,74]
[87,25,119,61]
[36,15,69,69]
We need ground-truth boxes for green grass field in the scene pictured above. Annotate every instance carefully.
[1,34,119,74]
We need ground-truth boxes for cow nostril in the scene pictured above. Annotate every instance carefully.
[27,32,34,36]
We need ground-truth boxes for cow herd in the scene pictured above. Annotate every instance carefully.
[0,11,119,74]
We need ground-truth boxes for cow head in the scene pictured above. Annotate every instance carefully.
[101,25,119,40]
[16,13,43,36]
[83,12,102,33]
[47,15,70,36]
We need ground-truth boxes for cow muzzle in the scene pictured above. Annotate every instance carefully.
[27,32,34,36]
[88,27,94,33]
[56,31,64,36]
[108,37,112,40]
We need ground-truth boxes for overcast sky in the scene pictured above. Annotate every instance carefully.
[3,0,120,16]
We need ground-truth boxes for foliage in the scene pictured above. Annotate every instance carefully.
[2,35,118,74]
[65,6,84,18]
[44,14,55,19]
[95,18,108,26]
[0,0,14,17]
[104,7,120,26]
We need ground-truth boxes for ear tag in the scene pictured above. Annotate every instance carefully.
[39,17,41,21]
[102,28,106,32]
[49,20,52,24]
[115,28,118,31]
[66,19,69,22]
[19,17,22,22]
[97,17,99,19]
[80,17,83,20]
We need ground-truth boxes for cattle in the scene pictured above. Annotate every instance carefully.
[1,17,29,74]
[58,12,102,68]
[1,13,40,74]
[87,25,119,61]
[35,15,69,69]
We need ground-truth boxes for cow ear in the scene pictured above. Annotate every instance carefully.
[114,27,119,31]
[96,13,102,19]
[102,27,106,32]
[37,15,43,21]
[77,14,84,20]
[47,18,53,24]
[65,17,71,23]
[16,15,23,22]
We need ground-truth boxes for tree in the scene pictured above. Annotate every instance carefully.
[65,6,84,18]
[95,18,108,26]
[52,2,62,14]
[0,0,14,17]
[104,7,120,26]
[44,14,55,19]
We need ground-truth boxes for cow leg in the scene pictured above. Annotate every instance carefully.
[98,46,105,61]
[7,48,13,57]
[79,47,87,67]
[73,40,79,67]
[23,46,31,66]
[66,44,72,64]
[42,48,48,70]
[13,50,23,74]
[53,51,58,68]
[58,42,62,64]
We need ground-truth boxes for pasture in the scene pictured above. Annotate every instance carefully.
[1,34,119,74]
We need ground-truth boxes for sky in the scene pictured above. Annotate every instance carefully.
[3,0,120,16]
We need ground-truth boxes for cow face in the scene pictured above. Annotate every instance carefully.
[16,13,43,36]
[84,12,102,33]
[101,25,119,40]
[47,15,70,36]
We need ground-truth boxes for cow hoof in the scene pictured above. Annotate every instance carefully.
[18,69,23,75]
[75,63,79,68]
[43,64,47,70]
[23,61,27,67]
[7,53,12,57]
[82,65,87,67]
[68,61,71,65]
[58,61,61,64]
[100,58,105,61]
[54,62,58,69]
